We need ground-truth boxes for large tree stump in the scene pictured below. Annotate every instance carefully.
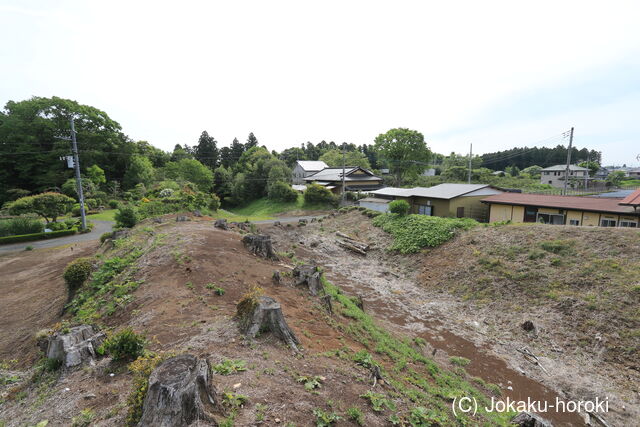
[242,234,278,260]
[293,264,323,296]
[214,218,228,230]
[46,325,105,368]
[138,355,217,427]
[511,412,553,427]
[237,296,300,351]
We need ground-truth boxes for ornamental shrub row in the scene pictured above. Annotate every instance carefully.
[0,228,77,245]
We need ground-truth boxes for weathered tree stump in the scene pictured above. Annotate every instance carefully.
[176,215,190,222]
[354,295,364,311]
[242,234,278,260]
[214,218,229,230]
[193,210,202,217]
[292,264,323,296]
[273,221,281,226]
[511,412,553,427]
[46,325,105,368]
[138,354,217,427]
[237,296,300,351]
[320,294,333,315]
[298,219,307,226]
[272,271,282,284]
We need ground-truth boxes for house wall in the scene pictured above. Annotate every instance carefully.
[487,203,639,227]
[292,164,306,185]
[409,197,451,217]
[359,201,389,213]
[540,170,588,188]
[449,195,491,220]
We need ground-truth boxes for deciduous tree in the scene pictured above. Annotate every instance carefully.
[7,192,75,223]
[374,128,431,185]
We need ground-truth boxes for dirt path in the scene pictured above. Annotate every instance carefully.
[0,241,98,366]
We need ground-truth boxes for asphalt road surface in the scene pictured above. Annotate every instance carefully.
[0,220,114,254]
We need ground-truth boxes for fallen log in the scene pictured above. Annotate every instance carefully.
[336,239,367,256]
[335,232,370,250]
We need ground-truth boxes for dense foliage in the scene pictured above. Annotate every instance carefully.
[480,145,601,170]
[374,128,431,185]
[372,214,477,253]
[0,216,43,237]
[6,192,75,223]
[115,206,138,228]
[63,257,93,295]
[99,327,146,361]
[388,200,410,215]
[304,183,337,206]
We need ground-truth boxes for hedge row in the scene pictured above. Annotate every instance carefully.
[0,228,78,245]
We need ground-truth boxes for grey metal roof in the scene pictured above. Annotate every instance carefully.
[359,197,390,203]
[304,167,381,182]
[371,183,494,199]
[541,164,589,171]
[296,160,328,171]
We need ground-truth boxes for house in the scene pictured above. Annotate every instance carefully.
[366,183,504,220]
[628,168,640,178]
[292,160,328,184]
[304,166,383,193]
[540,164,589,188]
[481,190,640,227]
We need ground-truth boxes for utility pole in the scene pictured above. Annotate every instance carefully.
[70,118,87,231]
[468,143,473,184]
[584,152,589,190]
[341,143,346,204]
[563,127,574,195]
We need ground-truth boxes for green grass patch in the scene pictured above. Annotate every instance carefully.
[86,209,117,221]
[372,214,477,253]
[226,195,329,220]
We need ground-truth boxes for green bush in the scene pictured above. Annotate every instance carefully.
[108,199,120,209]
[115,206,138,228]
[304,183,337,206]
[0,216,43,237]
[99,327,146,361]
[0,228,77,244]
[71,203,88,217]
[388,200,410,215]
[100,231,114,243]
[372,214,477,253]
[268,181,298,202]
[47,221,68,231]
[63,257,93,294]
[209,193,221,211]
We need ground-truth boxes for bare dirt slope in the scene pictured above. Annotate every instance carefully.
[265,211,639,426]
[0,242,98,366]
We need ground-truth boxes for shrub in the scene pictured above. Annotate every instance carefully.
[388,200,410,215]
[71,204,87,217]
[304,183,337,206]
[63,257,93,297]
[99,327,146,361]
[0,216,43,237]
[268,181,298,202]
[0,228,77,244]
[115,205,138,228]
[209,193,221,211]
[108,199,120,209]
[47,221,67,231]
[100,231,114,243]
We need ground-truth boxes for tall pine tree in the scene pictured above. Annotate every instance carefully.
[245,132,258,150]
[194,131,219,169]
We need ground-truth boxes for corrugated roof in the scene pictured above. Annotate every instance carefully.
[359,197,390,203]
[371,184,493,199]
[541,164,589,171]
[296,160,328,171]
[619,189,640,206]
[304,167,381,182]
[482,193,639,215]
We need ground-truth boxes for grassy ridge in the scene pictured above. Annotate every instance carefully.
[227,195,328,220]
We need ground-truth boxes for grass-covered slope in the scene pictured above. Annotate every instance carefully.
[228,194,329,220]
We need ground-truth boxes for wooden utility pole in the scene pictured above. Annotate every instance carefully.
[70,118,87,231]
[468,143,473,184]
[563,127,574,195]
[341,143,346,204]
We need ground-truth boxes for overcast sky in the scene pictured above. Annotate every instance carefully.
[1,1,639,166]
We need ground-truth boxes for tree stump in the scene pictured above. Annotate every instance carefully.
[176,215,190,222]
[46,325,105,368]
[193,210,202,217]
[292,264,323,296]
[511,412,553,427]
[320,294,333,315]
[237,296,300,351]
[214,218,229,230]
[272,271,282,285]
[138,354,217,427]
[242,234,278,260]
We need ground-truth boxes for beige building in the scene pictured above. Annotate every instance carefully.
[366,184,504,221]
[482,191,640,227]
[540,164,589,188]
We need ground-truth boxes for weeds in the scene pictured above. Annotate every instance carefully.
[213,359,247,375]
[297,375,323,390]
[312,408,341,426]
[346,407,364,425]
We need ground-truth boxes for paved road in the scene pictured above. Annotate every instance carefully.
[0,220,114,254]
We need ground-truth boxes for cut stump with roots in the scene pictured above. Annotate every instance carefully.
[242,234,278,260]
[237,295,300,351]
[46,325,105,368]
[138,354,218,427]
[292,264,323,296]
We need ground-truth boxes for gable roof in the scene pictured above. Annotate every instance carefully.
[296,160,328,172]
[541,164,589,171]
[371,184,501,200]
[303,167,381,182]
[482,193,639,215]
[619,189,640,206]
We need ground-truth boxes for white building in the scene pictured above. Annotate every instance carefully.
[292,160,328,184]
[540,165,589,188]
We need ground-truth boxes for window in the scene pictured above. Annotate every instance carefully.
[417,205,432,216]
[600,219,617,227]
[524,206,538,222]
[569,219,580,226]
[537,213,564,225]
[619,220,638,228]
[456,207,465,218]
